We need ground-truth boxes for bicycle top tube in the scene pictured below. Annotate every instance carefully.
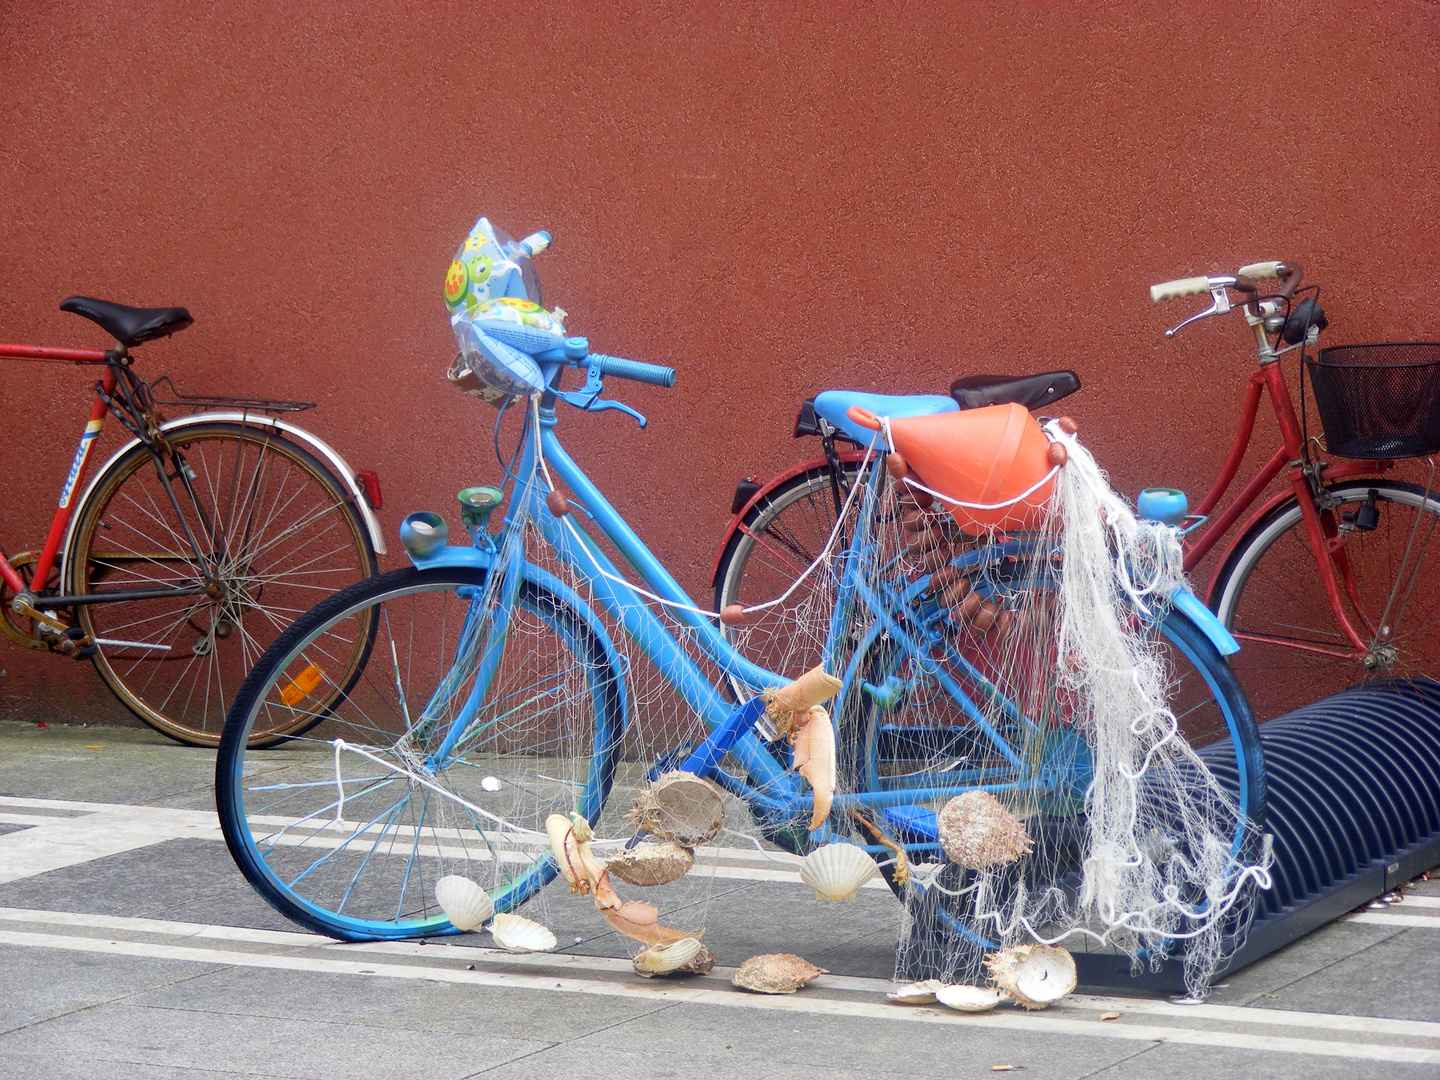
[505,393,790,699]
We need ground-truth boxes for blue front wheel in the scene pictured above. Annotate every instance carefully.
[216,565,626,940]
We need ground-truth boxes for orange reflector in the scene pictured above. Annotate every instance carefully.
[280,663,324,706]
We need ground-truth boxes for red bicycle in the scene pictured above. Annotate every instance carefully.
[712,261,1440,721]
[1,296,385,746]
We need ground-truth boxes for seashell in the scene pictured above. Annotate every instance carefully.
[488,912,557,953]
[731,953,828,995]
[790,706,836,831]
[632,937,704,977]
[937,790,1035,869]
[798,843,879,901]
[887,978,945,1004]
[625,771,726,847]
[984,944,1076,1009]
[677,942,717,975]
[546,812,612,900]
[607,842,695,887]
[434,875,494,931]
[935,984,1004,1012]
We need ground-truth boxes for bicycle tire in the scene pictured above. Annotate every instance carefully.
[714,461,863,693]
[66,422,378,747]
[216,564,627,941]
[843,600,1265,901]
[1211,479,1440,721]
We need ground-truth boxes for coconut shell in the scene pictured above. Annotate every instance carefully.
[732,953,828,994]
[625,771,726,846]
[937,790,1035,869]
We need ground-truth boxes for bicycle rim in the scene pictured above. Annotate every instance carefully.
[216,565,625,940]
[69,423,377,746]
[715,463,863,692]
[1214,479,1440,721]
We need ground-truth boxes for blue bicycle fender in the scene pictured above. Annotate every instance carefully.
[1169,586,1240,655]
[405,544,633,726]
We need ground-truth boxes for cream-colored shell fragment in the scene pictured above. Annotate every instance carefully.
[433,875,494,931]
[935,984,1004,1012]
[886,978,945,1004]
[984,944,1076,1009]
[633,937,705,977]
[606,841,695,887]
[937,790,1035,869]
[798,843,879,901]
[489,912,558,953]
[625,771,726,846]
[731,953,828,994]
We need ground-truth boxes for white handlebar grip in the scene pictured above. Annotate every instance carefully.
[1237,261,1283,280]
[1149,276,1213,303]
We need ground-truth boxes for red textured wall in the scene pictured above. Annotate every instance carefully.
[2,2,1437,724]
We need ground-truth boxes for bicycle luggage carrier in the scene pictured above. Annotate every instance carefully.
[147,376,316,414]
[1305,343,1440,459]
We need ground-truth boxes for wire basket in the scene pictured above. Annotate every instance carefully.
[1305,343,1440,459]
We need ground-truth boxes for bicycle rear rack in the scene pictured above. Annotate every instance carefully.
[148,376,315,414]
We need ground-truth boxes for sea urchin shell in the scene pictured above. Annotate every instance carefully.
[625,772,726,847]
[937,791,1035,869]
[732,953,827,995]
[984,944,1076,1009]
[606,842,695,887]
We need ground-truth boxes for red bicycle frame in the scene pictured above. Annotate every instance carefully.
[0,344,115,603]
[1186,357,1389,658]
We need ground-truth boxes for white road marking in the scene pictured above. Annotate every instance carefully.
[1347,911,1440,928]
[2,907,1439,1046]
[0,926,1436,1064]
[0,796,887,888]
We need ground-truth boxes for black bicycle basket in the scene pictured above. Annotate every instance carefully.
[1305,342,1440,459]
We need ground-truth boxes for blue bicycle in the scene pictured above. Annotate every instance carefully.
[215,223,1264,969]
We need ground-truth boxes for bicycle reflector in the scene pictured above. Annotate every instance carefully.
[355,470,383,510]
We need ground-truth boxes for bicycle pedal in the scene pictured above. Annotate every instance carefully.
[56,626,99,659]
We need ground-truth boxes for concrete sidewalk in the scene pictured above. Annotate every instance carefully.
[1,719,1437,1080]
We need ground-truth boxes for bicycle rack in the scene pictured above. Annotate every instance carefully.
[1071,678,1440,993]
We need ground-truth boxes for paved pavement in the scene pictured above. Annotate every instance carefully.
[1,719,1438,1079]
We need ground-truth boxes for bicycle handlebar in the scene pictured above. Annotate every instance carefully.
[1149,276,1213,303]
[591,353,676,388]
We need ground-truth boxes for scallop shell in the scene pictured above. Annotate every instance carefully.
[677,942,717,975]
[731,953,828,995]
[984,944,1076,1009]
[887,978,945,1004]
[798,843,879,901]
[937,790,1035,869]
[625,772,726,846]
[488,912,557,953]
[935,984,1004,1012]
[607,842,695,887]
[434,875,494,931]
[632,937,705,977]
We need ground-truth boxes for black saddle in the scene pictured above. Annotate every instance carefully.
[949,370,1080,412]
[59,296,193,347]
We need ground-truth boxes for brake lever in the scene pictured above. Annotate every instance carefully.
[556,357,649,427]
[1164,276,1238,339]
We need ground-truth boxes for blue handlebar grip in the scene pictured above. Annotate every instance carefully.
[594,354,676,388]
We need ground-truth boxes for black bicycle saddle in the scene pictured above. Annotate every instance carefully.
[59,296,194,347]
[949,370,1081,411]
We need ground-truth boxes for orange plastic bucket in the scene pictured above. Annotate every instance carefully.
[848,402,1055,532]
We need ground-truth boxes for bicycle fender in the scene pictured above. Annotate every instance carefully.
[406,544,633,727]
[1170,586,1240,655]
[60,413,388,579]
[709,450,868,587]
